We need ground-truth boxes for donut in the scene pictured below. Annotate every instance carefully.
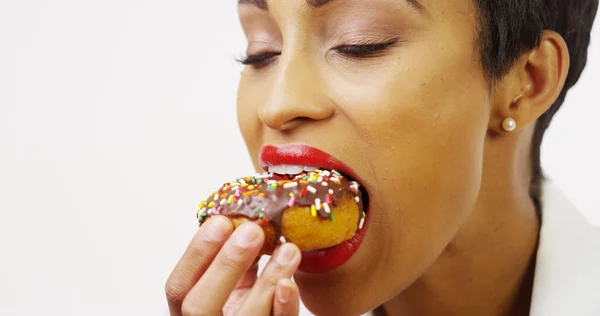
[196,169,366,255]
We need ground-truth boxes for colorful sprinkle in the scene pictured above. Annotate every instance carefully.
[321,181,328,187]
[323,202,331,214]
[243,190,259,196]
[355,196,360,203]
[307,186,317,194]
[332,169,342,176]
[227,195,234,205]
[315,198,322,211]
[311,205,317,217]
[279,236,287,243]
[359,217,365,229]
[283,182,298,189]
[326,194,333,204]
[300,186,308,197]
[329,213,334,221]
[288,196,296,207]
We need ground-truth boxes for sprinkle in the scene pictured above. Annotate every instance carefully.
[220,193,227,198]
[355,196,360,203]
[234,190,241,197]
[259,212,265,219]
[259,193,266,197]
[300,186,308,197]
[283,182,298,189]
[279,236,287,243]
[307,186,317,194]
[311,205,317,217]
[352,181,360,188]
[254,207,260,213]
[208,201,215,208]
[267,185,277,191]
[220,198,227,206]
[237,199,243,205]
[329,213,334,221]
[227,195,234,205]
[239,179,246,185]
[234,196,239,203]
[288,196,296,207]
[248,185,255,190]
[257,178,263,184]
[315,198,322,211]
[213,193,219,201]
[198,207,206,215]
[299,180,309,184]
[326,194,333,204]
[243,190,259,196]
[323,202,331,214]
[332,169,342,176]
[262,217,269,223]
[322,170,331,177]
[317,176,323,183]
[267,180,278,185]
[359,217,365,230]
[321,181,328,187]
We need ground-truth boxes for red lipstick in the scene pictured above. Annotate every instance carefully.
[259,144,370,274]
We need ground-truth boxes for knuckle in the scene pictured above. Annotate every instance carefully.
[180,300,200,316]
[164,278,187,304]
[217,249,245,271]
[181,299,215,316]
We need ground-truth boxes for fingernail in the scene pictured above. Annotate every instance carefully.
[277,281,292,303]
[276,243,297,265]
[206,217,229,242]
[235,223,260,248]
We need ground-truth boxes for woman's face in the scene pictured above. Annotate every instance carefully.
[237,0,490,314]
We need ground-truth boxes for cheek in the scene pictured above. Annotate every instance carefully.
[327,44,490,275]
[237,75,263,165]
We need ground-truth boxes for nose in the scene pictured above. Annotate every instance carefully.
[258,55,335,131]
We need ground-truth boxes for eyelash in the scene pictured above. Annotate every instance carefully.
[238,39,399,68]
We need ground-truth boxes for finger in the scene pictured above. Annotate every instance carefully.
[237,242,301,315]
[181,222,264,316]
[165,216,233,315]
[273,278,300,316]
[222,262,260,315]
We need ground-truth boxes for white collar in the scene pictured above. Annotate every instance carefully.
[529,181,600,315]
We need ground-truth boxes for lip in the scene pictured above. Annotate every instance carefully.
[259,144,370,274]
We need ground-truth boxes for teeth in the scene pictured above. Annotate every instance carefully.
[268,165,319,175]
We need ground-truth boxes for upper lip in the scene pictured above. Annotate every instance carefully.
[259,144,366,188]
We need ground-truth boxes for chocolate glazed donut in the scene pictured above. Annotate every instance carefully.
[197,169,366,255]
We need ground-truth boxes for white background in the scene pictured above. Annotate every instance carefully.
[0,1,598,315]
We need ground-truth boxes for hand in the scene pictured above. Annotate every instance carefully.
[165,216,302,316]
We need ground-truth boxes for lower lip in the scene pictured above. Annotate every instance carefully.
[297,211,370,274]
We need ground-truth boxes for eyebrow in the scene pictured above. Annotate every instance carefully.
[239,0,425,12]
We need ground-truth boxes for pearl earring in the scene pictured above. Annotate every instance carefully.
[502,118,517,132]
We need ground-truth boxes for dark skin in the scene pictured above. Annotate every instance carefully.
[166,0,570,315]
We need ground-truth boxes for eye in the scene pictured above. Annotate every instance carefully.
[334,39,399,58]
[237,52,280,69]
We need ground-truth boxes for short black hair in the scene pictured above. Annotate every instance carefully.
[474,0,598,212]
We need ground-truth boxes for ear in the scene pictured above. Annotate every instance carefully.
[489,31,570,135]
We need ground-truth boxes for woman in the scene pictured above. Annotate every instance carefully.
[166,0,600,315]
